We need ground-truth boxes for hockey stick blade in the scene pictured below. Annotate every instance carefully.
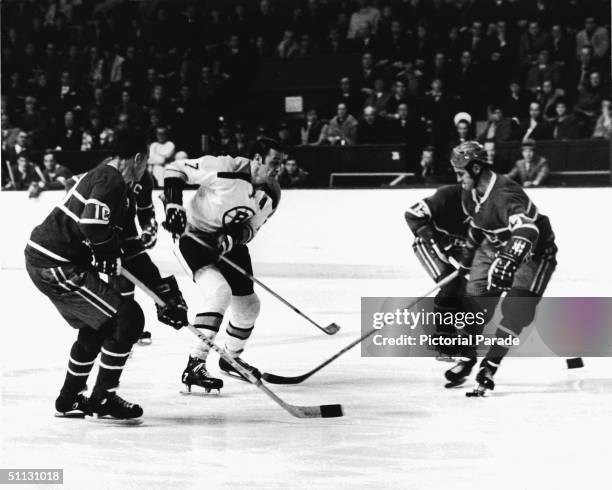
[323,322,341,335]
[262,271,461,385]
[120,269,344,419]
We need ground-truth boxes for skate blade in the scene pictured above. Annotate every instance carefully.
[54,411,88,419]
[86,415,143,426]
[436,355,457,363]
[179,386,221,396]
[137,338,152,346]
[466,385,488,397]
[444,378,467,389]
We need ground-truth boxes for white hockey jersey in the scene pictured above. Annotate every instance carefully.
[164,155,278,242]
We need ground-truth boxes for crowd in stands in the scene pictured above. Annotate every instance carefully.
[1,0,610,188]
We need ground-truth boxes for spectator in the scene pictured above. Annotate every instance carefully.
[277,158,309,188]
[575,16,609,60]
[419,146,435,178]
[277,30,299,59]
[56,110,82,151]
[347,0,380,40]
[506,140,550,187]
[363,78,392,114]
[551,100,581,140]
[536,80,565,121]
[516,102,553,141]
[319,103,358,145]
[356,52,379,92]
[450,112,475,149]
[54,71,81,119]
[278,122,296,147]
[357,106,386,144]
[478,106,514,144]
[39,152,72,190]
[519,21,551,66]
[421,78,453,152]
[147,126,176,186]
[452,50,482,118]
[9,154,43,191]
[211,120,236,156]
[17,97,47,148]
[550,24,574,68]
[570,46,600,94]
[385,79,412,117]
[503,80,532,120]
[233,123,251,157]
[388,103,420,144]
[592,99,611,139]
[525,50,561,94]
[300,108,324,145]
[334,77,363,116]
[574,71,605,126]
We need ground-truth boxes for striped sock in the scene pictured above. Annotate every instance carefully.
[91,340,131,397]
[60,341,97,396]
[224,322,254,356]
[192,312,223,360]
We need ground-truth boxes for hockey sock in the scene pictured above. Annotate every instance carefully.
[91,339,131,398]
[192,312,223,360]
[60,341,97,397]
[224,322,254,356]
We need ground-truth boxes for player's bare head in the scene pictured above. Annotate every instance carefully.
[112,129,147,184]
[250,137,286,183]
[450,141,489,190]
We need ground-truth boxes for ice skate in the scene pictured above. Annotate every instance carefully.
[466,361,496,397]
[181,356,223,394]
[219,355,261,383]
[55,390,92,418]
[88,392,144,425]
[444,357,476,388]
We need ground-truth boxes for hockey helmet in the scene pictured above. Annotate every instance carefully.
[450,141,489,170]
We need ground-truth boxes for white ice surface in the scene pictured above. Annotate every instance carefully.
[1,188,612,489]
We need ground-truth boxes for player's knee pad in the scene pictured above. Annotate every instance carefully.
[111,298,145,346]
[77,327,105,354]
[195,267,232,314]
[230,293,260,328]
[500,288,539,333]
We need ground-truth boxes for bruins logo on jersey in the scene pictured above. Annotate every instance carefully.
[223,206,255,227]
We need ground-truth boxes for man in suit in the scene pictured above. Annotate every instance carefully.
[516,102,553,141]
[477,106,514,144]
[506,140,550,187]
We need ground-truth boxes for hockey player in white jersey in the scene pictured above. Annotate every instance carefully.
[162,138,284,393]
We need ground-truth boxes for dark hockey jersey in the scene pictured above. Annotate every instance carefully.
[461,173,555,255]
[65,168,155,229]
[405,184,469,247]
[26,161,142,267]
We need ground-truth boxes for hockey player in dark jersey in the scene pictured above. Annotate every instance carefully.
[24,130,188,422]
[66,168,159,345]
[448,141,557,396]
[404,184,470,363]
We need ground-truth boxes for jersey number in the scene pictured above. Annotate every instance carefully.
[185,161,199,170]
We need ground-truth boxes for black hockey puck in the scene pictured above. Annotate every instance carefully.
[566,357,584,369]
[320,404,343,418]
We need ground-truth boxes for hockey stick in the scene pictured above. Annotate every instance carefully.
[120,268,343,419]
[262,270,461,385]
[173,232,340,336]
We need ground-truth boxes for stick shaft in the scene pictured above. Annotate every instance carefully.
[120,269,334,418]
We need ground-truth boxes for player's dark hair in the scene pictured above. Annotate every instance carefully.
[112,129,147,159]
[250,137,285,159]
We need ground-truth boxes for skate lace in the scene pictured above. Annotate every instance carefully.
[112,394,135,409]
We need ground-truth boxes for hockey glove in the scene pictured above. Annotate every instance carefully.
[163,203,187,238]
[89,237,122,276]
[487,236,532,292]
[154,275,188,329]
[140,218,158,249]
